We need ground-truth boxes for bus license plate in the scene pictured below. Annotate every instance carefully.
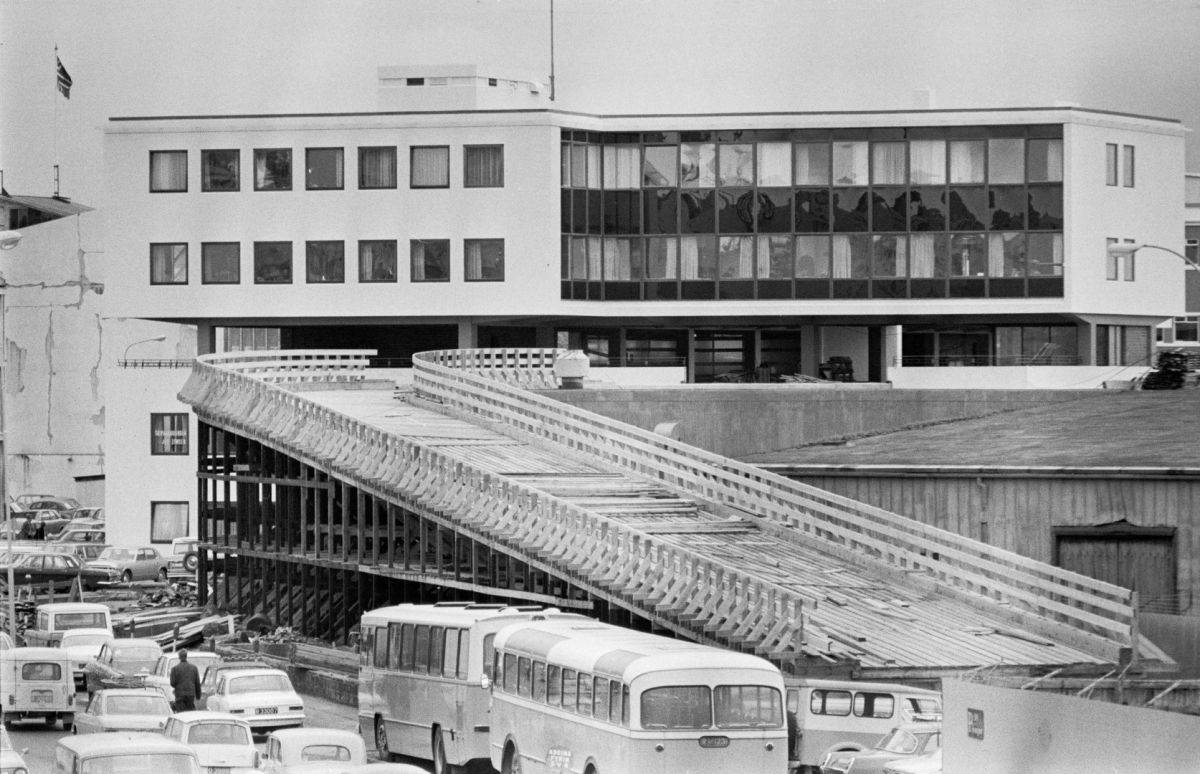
[255,707,278,714]
[698,736,730,748]
[31,690,53,703]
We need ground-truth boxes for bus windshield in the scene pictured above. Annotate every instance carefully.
[714,685,784,728]
[641,684,784,730]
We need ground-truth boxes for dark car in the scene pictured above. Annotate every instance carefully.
[10,497,81,538]
[1,551,109,592]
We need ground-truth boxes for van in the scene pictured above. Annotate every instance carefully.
[54,732,200,774]
[0,646,77,730]
[784,678,942,773]
[22,602,113,647]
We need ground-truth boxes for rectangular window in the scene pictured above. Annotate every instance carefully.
[561,668,577,712]
[441,629,459,678]
[1122,145,1135,187]
[150,502,189,544]
[517,657,532,698]
[532,662,547,702]
[1106,237,1121,280]
[909,140,945,185]
[387,624,402,670]
[547,664,561,706]
[593,677,610,720]
[201,149,239,191]
[359,240,398,282]
[949,141,985,184]
[411,146,450,188]
[719,144,754,187]
[987,138,1024,184]
[253,242,293,284]
[1027,139,1063,183]
[464,145,504,187]
[399,624,416,671]
[359,147,397,189]
[254,148,292,190]
[150,150,187,192]
[576,672,593,716]
[306,147,344,190]
[306,241,344,283]
[795,142,831,186]
[465,239,504,281]
[502,654,518,693]
[150,243,188,285]
[374,627,389,668]
[871,142,906,185]
[414,625,431,674]
[202,243,240,284]
[1106,143,1119,186]
[411,239,450,281]
[151,413,189,455]
[832,141,868,185]
[1123,238,1136,281]
[810,689,852,716]
[756,142,791,186]
[643,145,678,187]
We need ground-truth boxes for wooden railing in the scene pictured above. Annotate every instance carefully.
[201,349,374,384]
[412,348,1139,652]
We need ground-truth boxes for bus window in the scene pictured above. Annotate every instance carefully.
[387,623,402,670]
[715,685,784,729]
[620,684,629,725]
[609,682,623,724]
[854,692,894,719]
[441,628,459,678]
[547,665,561,706]
[456,630,470,680]
[561,669,578,712]
[517,657,532,698]
[593,677,609,720]
[482,634,495,681]
[503,654,518,693]
[532,662,547,702]
[786,688,800,714]
[641,686,711,729]
[361,628,373,666]
[430,627,445,676]
[400,624,416,671]
[811,689,851,716]
[414,625,431,674]
[577,672,593,716]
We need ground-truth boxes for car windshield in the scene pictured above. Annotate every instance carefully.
[62,632,111,648]
[187,722,251,745]
[106,695,171,715]
[172,542,196,556]
[98,548,135,561]
[228,674,292,694]
[81,753,197,774]
[878,728,939,755]
[112,646,161,672]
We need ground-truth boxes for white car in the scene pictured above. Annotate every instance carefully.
[257,728,423,774]
[0,726,29,774]
[883,749,942,774]
[163,711,261,774]
[145,650,221,701]
[204,667,304,732]
[58,628,113,688]
[73,688,173,734]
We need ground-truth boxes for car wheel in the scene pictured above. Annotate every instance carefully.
[375,716,395,762]
[121,569,132,583]
[157,568,168,582]
[502,743,522,774]
[432,728,449,774]
[183,552,199,572]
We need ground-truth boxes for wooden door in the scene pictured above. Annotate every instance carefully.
[1055,526,1177,612]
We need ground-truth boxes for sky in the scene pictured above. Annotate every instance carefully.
[2,0,1198,206]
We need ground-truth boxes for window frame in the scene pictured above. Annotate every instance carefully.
[464,238,505,282]
[253,241,294,284]
[410,145,451,189]
[464,144,505,188]
[201,149,240,192]
[201,242,241,285]
[149,150,188,193]
[149,242,188,285]
[253,148,293,191]
[150,412,190,455]
[305,147,345,191]
[358,146,398,190]
[1122,145,1135,188]
[305,240,345,284]
[358,240,399,283]
[1105,143,1119,186]
[150,501,189,544]
[410,239,451,283]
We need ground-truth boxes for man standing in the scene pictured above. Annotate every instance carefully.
[169,649,202,711]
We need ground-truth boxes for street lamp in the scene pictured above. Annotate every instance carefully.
[122,334,168,363]
[1,230,21,643]
[1106,242,1200,272]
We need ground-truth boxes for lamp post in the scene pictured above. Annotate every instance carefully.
[1106,242,1200,273]
[1,229,23,643]
[122,334,167,364]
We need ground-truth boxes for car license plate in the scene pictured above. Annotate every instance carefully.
[31,690,53,703]
[255,707,278,715]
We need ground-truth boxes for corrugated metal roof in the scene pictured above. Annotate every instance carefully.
[1,193,94,218]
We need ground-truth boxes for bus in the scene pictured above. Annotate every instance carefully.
[783,678,942,773]
[489,616,787,774]
[358,602,579,774]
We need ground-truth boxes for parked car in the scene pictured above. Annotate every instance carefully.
[821,724,943,774]
[69,506,104,522]
[53,527,105,545]
[9,493,58,513]
[54,732,200,774]
[167,537,201,578]
[197,659,272,706]
[84,638,163,697]
[2,552,108,592]
[163,711,260,774]
[58,628,114,688]
[73,688,173,734]
[44,541,110,563]
[883,749,942,774]
[204,667,304,733]
[257,727,365,773]
[145,650,221,701]
[88,546,170,583]
[10,497,80,538]
[0,726,29,774]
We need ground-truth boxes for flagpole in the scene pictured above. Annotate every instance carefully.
[54,44,59,196]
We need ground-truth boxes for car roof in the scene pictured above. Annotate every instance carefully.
[269,727,360,743]
[210,660,271,671]
[59,628,113,638]
[171,710,252,725]
[37,602,110,612]
[108,638,162,649]
[222,667,288,678]
[2,646,72,660]
[57,732,195,755]
[94,687,171,697]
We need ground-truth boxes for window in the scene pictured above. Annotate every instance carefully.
[810,689,852,715]
[151,413,189,455]
[305,241,344,283]
[853,692,895,718]
[151,502,189,544]
[306,147,344,190]
[464,145,504,187]
[411,239,450,281]
[202,243,240,284]
[411,146,450,188]
[1106,237,1120,280]
[1106,143,1119,186]
[359,240,397,282]
[465,239,504,281]
[1122,145,1135,187]
[150,243,187,285]
[254,241,293,283]
[222,327,280,351]
[150,150,187,192]
[359,146,397,189]
[201,149,239,191]
[254,148,292,190]
[1123,238,1136,281]
[1027,139,1063,183]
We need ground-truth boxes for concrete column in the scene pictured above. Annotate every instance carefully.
[195,323,217,355]
[457,319,478,349]
[799,324,820,376]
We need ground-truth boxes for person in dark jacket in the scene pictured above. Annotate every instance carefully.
[169,649,203,711]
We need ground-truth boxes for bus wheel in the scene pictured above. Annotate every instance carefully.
[502,743,522,774]
[432,728,450,774]
[374,716,395,762]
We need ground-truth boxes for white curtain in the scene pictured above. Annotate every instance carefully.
[949,141,985,184]
[680,237,700,279]
[571,237,588,279]
[151,152,186,191]
[604,238,632,280]
[603,146,641,190]
[646,238,677,279]
[832,235,853,278]
[871,143,906,185]
[832,141,868,185]
[908,140,945,184]
[873,235,905,277]
[586,145,602,190]
[360,148,396,188]
[587,238,602,280]
[1041,139,1065,182]
[794,143,830,186]
[719,237,753,279]
[411,147,449,187]
[466,146,503,187]
[570,145,588,187]
[909,235,936,278]
[756,143,791,186]
[987,234,1006,277]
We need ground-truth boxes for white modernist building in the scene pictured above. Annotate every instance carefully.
[99,69,1188,543]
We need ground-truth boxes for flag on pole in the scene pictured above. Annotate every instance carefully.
[56,55,72,99]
